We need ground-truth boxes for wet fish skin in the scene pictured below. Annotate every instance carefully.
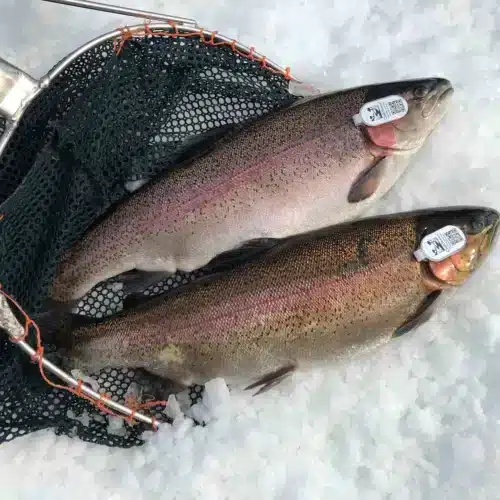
[49,77,454,304]
[59,207,498,391]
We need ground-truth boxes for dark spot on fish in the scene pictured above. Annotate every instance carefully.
[356,235,370,264]
[338,234,371,273]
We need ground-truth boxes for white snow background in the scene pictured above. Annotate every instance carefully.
[1,0,500,498]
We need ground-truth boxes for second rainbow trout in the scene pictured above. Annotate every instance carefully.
[52,206,498,393]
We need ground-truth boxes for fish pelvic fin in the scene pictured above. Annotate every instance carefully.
[245,364,296,396]
[393,290,442,338]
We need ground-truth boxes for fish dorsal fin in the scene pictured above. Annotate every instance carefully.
[347,157,388,203]
[393,290,442,338]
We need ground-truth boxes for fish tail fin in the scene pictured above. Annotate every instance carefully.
[119,270,172,297]
[32,311,73,349]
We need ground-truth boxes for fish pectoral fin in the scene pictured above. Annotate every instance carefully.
[120,270,172,297]
[206,238,280,273]
[244,364,296,396]
[393,290,442,338]
[347,157,387,203]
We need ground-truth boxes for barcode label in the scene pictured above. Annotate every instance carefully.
[354,95,409,127]
[414,225,467,262]
[444,227,463,246]
[388,99,406,114]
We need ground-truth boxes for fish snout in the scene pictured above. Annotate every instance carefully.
[421,77,454,119]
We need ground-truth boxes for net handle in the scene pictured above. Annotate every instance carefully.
[0,57,47,162]
[42,0,199,26]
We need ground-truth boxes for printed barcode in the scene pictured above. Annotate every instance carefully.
[444,227,463,245]
[388,99,405,114]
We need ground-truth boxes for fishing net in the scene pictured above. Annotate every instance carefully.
[0,27,299,447]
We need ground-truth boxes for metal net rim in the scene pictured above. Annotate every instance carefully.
[46,22,296,84]
[0,21,297,432]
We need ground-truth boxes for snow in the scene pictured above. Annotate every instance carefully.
[1,0,500,498]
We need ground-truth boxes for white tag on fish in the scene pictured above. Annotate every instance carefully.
[353,95,409,127]
[413,225,467,262]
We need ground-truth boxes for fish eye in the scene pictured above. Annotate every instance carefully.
[414,86,429,98]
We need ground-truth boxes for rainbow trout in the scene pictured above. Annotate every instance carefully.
[55,207,498,393]
[49,77,453,305]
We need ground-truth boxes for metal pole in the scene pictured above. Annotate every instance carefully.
[42,0,198,26]
[0,294,160,428]
[16,338,159,426]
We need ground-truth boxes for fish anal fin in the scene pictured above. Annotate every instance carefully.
[393,290,442,338]
[245,364,296,396]
[348,158,387,203]
[121,238,278,299]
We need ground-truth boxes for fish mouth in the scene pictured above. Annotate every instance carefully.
[362,77,454,155]
[421,211,499,288]
[422,78,454,118]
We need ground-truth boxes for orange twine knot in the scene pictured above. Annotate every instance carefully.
[75,379,84,397]
[113,27,134,56]
[109,24,292,80]
[144,22,153,37]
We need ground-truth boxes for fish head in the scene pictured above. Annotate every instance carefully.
[417,207,499,288]
[363,77,454,154]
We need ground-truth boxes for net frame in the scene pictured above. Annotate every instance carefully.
[0,17,297,432]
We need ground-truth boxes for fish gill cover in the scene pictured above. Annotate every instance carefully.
[0,30,298,447]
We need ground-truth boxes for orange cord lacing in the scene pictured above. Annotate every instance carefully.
[113,22,292,80]
[0,283,168,431]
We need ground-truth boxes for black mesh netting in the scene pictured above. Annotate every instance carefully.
[0,31,299,447]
